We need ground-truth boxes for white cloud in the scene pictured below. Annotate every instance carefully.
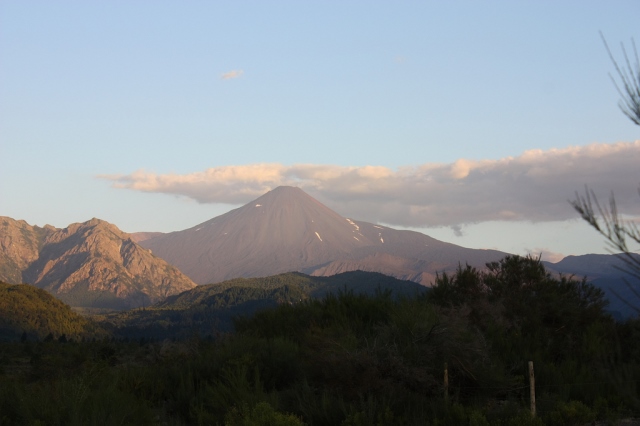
[221,69,243,80]
[99,141,640,227]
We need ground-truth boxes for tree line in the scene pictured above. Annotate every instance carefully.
[1,255,639,425]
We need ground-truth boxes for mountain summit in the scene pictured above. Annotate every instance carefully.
[0,217,196,309]
[140,186,507,285]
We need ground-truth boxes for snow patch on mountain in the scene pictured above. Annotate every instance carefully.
[346,218,359,231]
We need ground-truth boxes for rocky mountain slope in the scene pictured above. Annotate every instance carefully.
[139,186,508,285]
[0,217,196,309]
[0,218,55,284]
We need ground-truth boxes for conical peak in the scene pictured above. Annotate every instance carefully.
[271,186,302,192]
[252,186,320,207]
[259,186,306,198]
[190,186,344,234]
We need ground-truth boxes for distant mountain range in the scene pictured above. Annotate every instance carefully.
[1,186,637,318]
[544,254,640,319]
[0,217,195,309]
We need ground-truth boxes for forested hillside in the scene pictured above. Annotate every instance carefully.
[0,256,638,425]
[100,271,424,339]
[0,282,104,341]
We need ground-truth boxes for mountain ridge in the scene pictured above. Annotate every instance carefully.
[139,186,508,285]
[544,253,640,319]
[105,270,426,339]
[0,217,196,309]
[4,187,636,317]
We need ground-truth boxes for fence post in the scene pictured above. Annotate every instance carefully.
[444,362,449,404]
[529,361,536,417]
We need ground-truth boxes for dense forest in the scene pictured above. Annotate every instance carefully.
[96,271,424,340]
[0,255,639,425]
[0,283,105,341]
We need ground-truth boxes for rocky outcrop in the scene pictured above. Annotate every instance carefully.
[0,217,55,284]
[0,217,196,309]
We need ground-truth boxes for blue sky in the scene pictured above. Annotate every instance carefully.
[1,1,638,261]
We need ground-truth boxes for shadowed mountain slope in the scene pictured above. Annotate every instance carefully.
[105,271,425,339]
[140,186,507,285]
[157,270,425,309]
[545,253,640,319]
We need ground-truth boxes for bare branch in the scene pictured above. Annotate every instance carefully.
[571,187,640,313]
[601,32,640,126]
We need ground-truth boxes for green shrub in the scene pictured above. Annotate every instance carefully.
[501,410,544,426]
[225,402,305,426]
[546,400,596,426]
[341,395,398,426]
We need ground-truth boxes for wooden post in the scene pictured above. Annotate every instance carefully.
[444,362,449,404]
[528,361,536,417]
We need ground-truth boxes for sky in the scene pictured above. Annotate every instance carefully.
[1,1,639,263]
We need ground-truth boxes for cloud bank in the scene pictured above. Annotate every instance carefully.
[100,142,640,227]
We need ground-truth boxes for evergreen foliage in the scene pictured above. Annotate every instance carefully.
[102,271,424,339]
[0,256,638,424]
[0,282,104,341]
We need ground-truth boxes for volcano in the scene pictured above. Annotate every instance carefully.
[139,186,507,285]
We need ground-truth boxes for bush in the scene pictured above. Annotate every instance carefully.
[225,402,305,426]
[546,400,596,426]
